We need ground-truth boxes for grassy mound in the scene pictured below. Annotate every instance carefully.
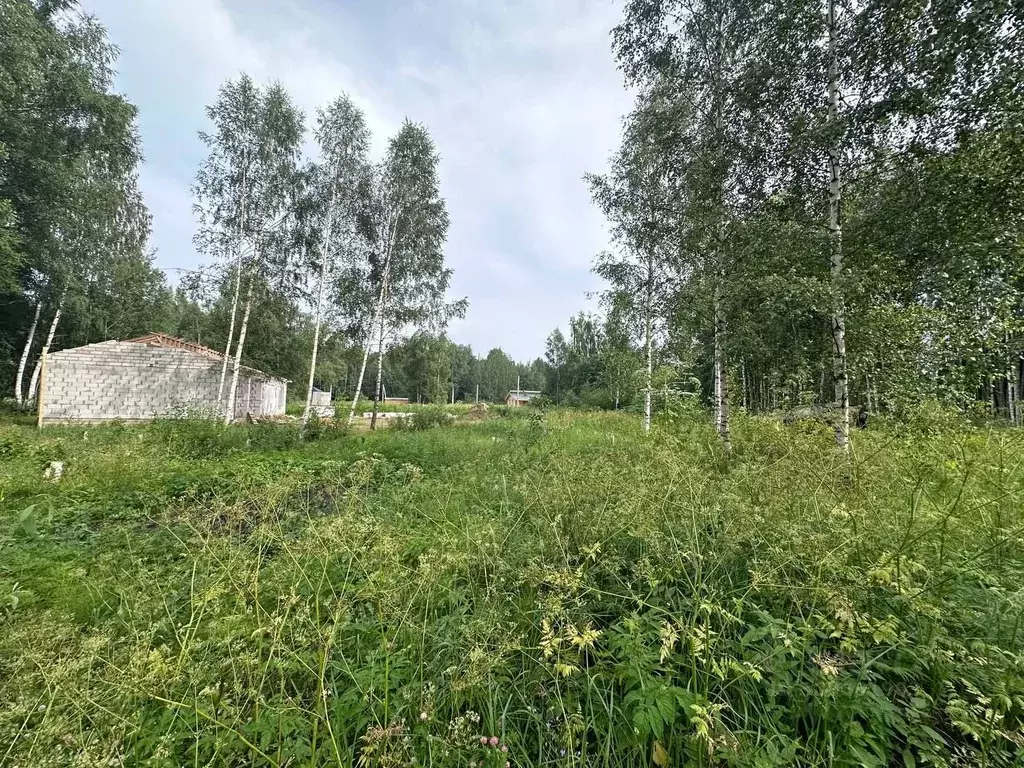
[1,411,1022,766]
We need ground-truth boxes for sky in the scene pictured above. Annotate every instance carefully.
[77,0,633,362]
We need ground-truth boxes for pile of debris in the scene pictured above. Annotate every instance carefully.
[463,403,490,421]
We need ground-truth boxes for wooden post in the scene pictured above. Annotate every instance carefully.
[36,346,48,429]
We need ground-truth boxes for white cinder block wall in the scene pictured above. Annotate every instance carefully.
[40,341,288,423]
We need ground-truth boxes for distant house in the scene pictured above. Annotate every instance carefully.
[39,332,288,424]
[309,387,333,418]
[505,390,542,407]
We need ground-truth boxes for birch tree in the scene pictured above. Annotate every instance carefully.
[13,299,40,404]
[346,120,465,429]
[222,85,303,425]
[608,0,760,449]
[194,78,303,423]
[588,89,683,434]
[301,95,371,425]
[3,3,149,400]
[194,74,261,406]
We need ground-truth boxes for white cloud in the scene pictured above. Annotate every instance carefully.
[79,0,631,361]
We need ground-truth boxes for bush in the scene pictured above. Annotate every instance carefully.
[409,406,452,431]
[528,394,554,409]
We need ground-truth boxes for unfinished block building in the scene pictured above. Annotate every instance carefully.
[39,333,288,424]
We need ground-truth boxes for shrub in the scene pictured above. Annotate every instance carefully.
[409,406,452,431]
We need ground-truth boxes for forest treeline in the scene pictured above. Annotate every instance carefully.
[572,0,1024,448]
[3,0,1023,437]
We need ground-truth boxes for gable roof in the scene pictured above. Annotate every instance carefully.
[124,333,288,382]
[507,390,542,400]
[125,332,224,360]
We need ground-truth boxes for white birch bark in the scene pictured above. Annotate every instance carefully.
[14,302,41,405]
[347,332,374,425]
[224,263,256,426]
[741,359,748,411]
[643,252,654,434]
[218,260,243,407]
[827,0,849,451]
[712,10,730,453]
[714,358,722,431]
[346,249,393,425]
[714,280,731,453]
[369,284,388,431]
[218,156,249,406]
[302,180,338,426]
[28,300,63,402]
[350,206,397,427]
[1006,340,1018,425]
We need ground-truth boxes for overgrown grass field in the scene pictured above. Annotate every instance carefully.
[1,409,1022,766]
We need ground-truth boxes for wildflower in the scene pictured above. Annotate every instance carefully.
[419,711,428,722]
[489,736,499,747]
[506,763,510,768]
[480,736,488,745]
[501,744,508,753]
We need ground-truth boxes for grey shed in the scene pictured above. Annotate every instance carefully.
[39,332,289,424]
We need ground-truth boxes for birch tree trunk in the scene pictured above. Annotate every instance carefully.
[369,286,388,431]
[712,8,730,453]
[827,0,849,451]
[741,359,747,411]
[642,253,654,434]
[302,182,338,426]
[302,260,329,426]
[346,251,393,426]
[1006,343,1017,425]
[219,260,243,407]
[714,280,731,453]
[219,158,249,406]
[347,335,374,425]
[354,207,398,428]
[714,356,722,431]
[345,277,390,427]
[28,300,63,402]
[224,272,256,426]
[14,302,41,405]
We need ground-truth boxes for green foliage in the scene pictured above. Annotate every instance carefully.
[1,0,160,391]
[575,0,1024,428]
[407,406,451,431]
[3,412,1021,765]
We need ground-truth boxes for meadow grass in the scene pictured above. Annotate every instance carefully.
[0,408,1022,766]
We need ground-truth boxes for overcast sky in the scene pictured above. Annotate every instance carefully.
[77,0,632,362]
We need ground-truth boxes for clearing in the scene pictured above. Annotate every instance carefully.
[1,410,1023,766]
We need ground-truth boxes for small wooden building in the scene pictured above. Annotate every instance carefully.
[505,390,542,407]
